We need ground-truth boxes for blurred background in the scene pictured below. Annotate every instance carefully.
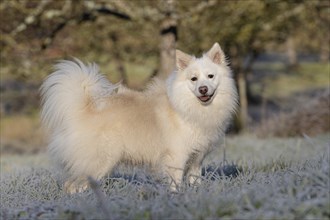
[0,0,329,155]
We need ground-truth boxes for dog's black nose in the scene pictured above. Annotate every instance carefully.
[199,86,208,95]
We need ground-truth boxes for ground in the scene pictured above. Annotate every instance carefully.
[1,134,329,219]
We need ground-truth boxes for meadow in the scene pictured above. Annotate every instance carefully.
[1,1,329,219]
[1,60,329,219]
[1,134,329,219]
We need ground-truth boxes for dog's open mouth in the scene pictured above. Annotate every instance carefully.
[198,93,214,103]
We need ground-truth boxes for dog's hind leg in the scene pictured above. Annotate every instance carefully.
[64,179,89,194]
[63,160,119,194]
[63,147,122,194]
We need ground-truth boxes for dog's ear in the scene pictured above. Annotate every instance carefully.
[176,50,193,71]
[206,42,226,65]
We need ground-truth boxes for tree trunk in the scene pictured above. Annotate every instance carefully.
[237,71,249,132]
[230,45,257,132]
[110,33,127,85]
[320,35,329,62]
[286,36,298,69]
[158,0,177,79]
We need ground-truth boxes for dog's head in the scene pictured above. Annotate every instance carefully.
[167,43,237,127]
[175,43,230,105]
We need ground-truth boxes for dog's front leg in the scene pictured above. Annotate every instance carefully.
[183,151,202,185]
[186,165,202,185]
[184,148,211,186]
[164,154,188,191]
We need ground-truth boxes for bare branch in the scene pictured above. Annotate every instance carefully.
[262,4,305,31]
[10,0,51,36]
[84,1,132,20]
[41,20,69,50]
[95,6,131,20]
[180,0,218,19]
[41,1,132,50]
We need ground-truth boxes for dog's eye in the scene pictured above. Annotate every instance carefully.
[191,77,198,82]
[208,74,214,79]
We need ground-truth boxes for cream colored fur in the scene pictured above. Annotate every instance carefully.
[40,43,238,193]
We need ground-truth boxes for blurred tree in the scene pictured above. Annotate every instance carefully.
[0,0,328,131]
[178,0,329,131]
[0,0,216,80]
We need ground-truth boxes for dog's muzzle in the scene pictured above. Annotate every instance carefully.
[198,86,215,103]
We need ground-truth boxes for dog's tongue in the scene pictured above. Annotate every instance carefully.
[199,95,210,102]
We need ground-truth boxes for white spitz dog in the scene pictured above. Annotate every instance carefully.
[40,43,238,193]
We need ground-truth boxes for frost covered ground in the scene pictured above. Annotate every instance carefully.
[1,134,329,219]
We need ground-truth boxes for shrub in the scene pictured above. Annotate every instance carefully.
[257,89,330,137]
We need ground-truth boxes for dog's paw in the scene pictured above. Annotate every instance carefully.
[64,181,88,194]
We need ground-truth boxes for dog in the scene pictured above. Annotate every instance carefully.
[40,43,238,193]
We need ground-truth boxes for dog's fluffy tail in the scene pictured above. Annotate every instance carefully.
[40,59,119,132]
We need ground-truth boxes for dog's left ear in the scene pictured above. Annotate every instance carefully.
[206,42,226,65]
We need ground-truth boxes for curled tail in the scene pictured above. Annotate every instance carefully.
[40,59,119,132]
